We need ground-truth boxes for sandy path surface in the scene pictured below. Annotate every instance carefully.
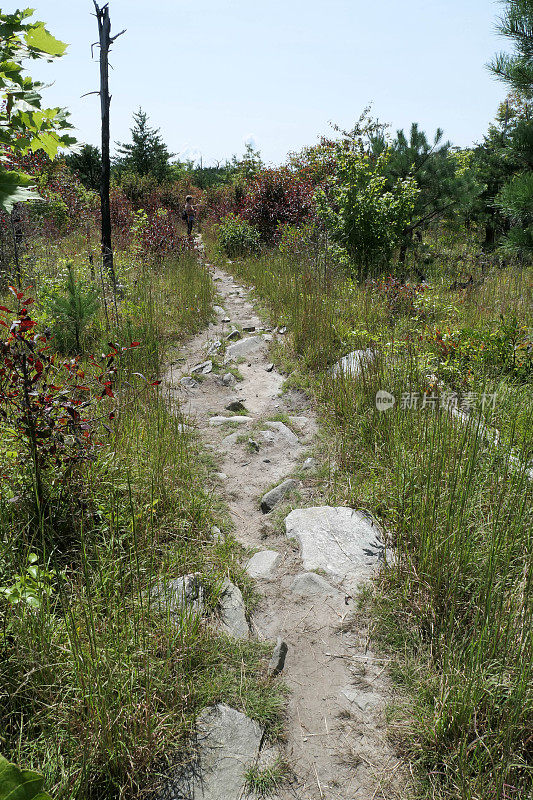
[164,247,408,800]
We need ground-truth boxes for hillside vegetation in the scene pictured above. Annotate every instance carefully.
[0,3,531,800]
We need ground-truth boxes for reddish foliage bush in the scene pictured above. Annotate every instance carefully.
[239,167,315,241]
[0,286,144,509]
[372,274,426,317]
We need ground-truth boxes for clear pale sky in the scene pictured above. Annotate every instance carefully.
[28,0,506,165]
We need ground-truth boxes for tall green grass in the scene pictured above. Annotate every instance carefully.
[0,239,282,798]
[215,238,532,800]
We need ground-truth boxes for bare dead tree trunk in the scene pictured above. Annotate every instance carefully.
[93,2,124,288]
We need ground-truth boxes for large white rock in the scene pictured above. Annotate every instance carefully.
[332,348,374,377]
[224,335,267,362]
[161,704,263,800]
[285,506,387,586]
[246,550,281,579]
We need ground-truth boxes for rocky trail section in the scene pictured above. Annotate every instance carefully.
[159,244,407,799]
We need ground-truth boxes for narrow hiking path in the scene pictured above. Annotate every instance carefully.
[163,242,408,800]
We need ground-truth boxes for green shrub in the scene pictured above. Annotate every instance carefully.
[43,262,99,353]
[216,215,261,258]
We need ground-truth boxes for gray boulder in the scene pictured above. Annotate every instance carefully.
[150,573,204,616]
[218,579,249,639]
[332,348,375,377]
[261,478,298,513]
[161,704,263,800]
[263,421,299,447]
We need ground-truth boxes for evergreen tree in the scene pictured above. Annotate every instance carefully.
[372,124,481,262]
[65,144,102,191]
[489,0,533,255]
[114,108,174,181]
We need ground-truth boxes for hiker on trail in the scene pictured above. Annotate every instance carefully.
[183,195,196,237]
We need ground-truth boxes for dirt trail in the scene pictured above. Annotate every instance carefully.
[164,246,407,800]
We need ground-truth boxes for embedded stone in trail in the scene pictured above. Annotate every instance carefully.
[224,335,267,361]
[222,372,235,386]
[213,305,225,315]
[225,399,246,412]
[261,478,298,513]
[285,506,387,584]
[246,550,281,579]
[332,348,375,377]
[243,324,256,332]
[263,421,299,447]
[218,579,249,638]
[209,415,252,426]
[268,637,288,676]
[162,704,263,800]
[179,376,198,389]
[290,572,340,597]
[191,360,213,374]
[226,328,241,341]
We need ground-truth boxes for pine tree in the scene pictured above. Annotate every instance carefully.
[114,108,174,181]
[489,0,533,255]
[46,263,100,353]
[65,144,102,191]
[373,124,481,264]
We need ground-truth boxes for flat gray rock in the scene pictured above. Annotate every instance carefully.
[213,305,225,315]
[302,457,316,470]
[332,348,374,377]
[179,376,198,389]
[208,415,252,426]
[162,704,263,800]
[191,360,213,374]
[263,421,299,447]
[221,432,241,447]
[285,506,387,585]
[340,685,381,712]
[224,335,267,362]
[222,372,235,386]
[261,478,298,513]
[218,579,249,638]
[290,572,340,596]
[246,550,281,579]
